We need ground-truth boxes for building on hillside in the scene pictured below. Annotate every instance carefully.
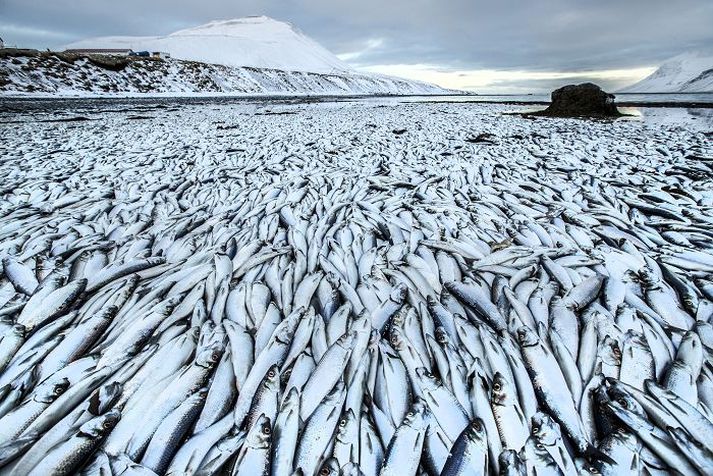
[0,37,4,49]
[64,48,133,56]
[151,51,171,59]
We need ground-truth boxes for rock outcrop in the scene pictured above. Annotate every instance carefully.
[535,83,621,118]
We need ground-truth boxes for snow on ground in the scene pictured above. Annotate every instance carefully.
[0,54,447,96]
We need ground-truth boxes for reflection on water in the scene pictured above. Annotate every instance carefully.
[392,94,713,130]
[618,107,642,117]
[495,105,712,130]
[395,92,713,105]
[615,93,713,104]
[623,107,713,129]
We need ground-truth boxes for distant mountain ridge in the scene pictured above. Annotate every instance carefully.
[621,51,713,93]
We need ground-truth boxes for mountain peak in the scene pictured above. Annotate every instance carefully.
[620,49,713,93]
[170,16,298,36]
[65,16,352,73]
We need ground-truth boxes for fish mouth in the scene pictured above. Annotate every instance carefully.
[515,327,538,346]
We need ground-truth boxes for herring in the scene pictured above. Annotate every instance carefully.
[0,97,711,476]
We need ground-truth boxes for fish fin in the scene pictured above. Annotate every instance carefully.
[663,325,688,337]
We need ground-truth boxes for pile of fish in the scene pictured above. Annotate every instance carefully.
[0,99,713,476]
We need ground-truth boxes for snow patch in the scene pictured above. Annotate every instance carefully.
[0,54,449,96]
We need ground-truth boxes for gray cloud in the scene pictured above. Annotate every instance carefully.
[1,0,712,91]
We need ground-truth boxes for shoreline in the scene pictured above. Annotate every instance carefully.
[2,93,713,109]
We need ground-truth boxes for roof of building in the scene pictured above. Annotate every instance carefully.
[64,48,133,53]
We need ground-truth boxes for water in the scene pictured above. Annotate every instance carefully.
[394,92,713,105]
[615,92,713,104]
[619,106,713,130]
[3,95,713,130]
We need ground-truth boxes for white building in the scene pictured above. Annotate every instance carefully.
[152,51,171,59]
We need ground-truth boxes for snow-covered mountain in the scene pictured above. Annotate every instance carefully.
[64,16,352,74]
[0,16,452,96]
[620,51,713,93]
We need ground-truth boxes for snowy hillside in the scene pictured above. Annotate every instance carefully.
[621,51,713,93]
[0,16,451,96]
[0,53,446,96]
[64,16,353,74]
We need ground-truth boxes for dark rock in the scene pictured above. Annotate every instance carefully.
[87,54,130,72]
[535,83,621,118]
[0,48,40,58]
[465,133,497,144]
[40,116,92,123]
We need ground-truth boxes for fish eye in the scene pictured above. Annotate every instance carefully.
[407,411,415,417]
[536,443,544,449]
[532,426,539,434]
[319,469,330,476]
[590,467,600,474]
[268,369,276,378]
[617,398,628,408]
[339,418,347,427]
[262,424,271,435]
[493,383,501,392]
[103,421,112,429]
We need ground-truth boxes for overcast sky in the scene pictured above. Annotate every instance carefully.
[2,0,712,93]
